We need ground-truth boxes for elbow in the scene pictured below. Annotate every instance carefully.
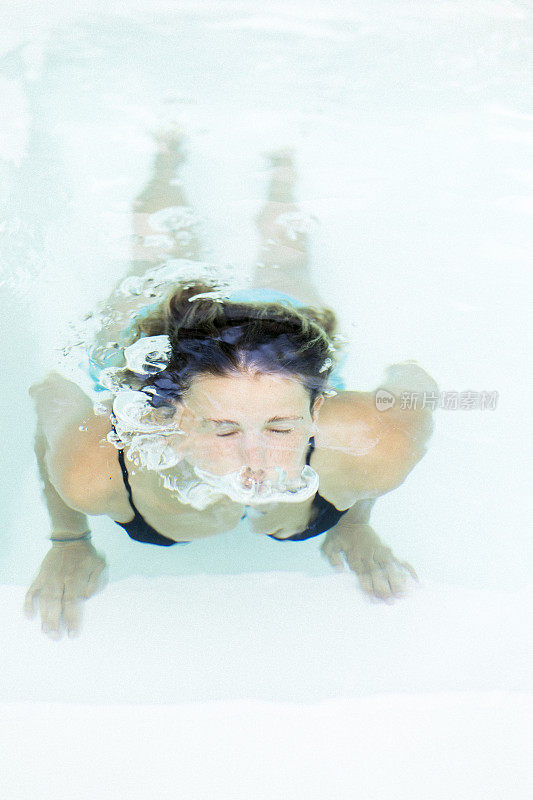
[368,439,430,497]
[383,361,439,396]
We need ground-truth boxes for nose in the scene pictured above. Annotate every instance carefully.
[238,433,267,477]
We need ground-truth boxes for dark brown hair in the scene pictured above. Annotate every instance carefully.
[121,280,342,412]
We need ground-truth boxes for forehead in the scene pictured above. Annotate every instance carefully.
[184,372,308,416]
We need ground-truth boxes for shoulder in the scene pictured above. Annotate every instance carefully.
[317,390,434,495]
[320,389,434,443]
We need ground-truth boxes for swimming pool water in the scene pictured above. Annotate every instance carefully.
[0,2,531,798]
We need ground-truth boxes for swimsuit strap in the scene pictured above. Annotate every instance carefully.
[110,425,184,547]
[111,424,136,510]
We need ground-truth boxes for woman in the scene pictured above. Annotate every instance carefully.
[25,129,438,640]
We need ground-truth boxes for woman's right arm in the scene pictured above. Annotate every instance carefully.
[32,421,92,538]
[24,379,109,640]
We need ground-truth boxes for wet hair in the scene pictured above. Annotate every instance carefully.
[120,279,342,413]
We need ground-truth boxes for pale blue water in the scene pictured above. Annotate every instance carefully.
[0,2,531,797]
[1,0,530,589]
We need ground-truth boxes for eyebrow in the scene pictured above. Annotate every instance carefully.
[205,416,303,426]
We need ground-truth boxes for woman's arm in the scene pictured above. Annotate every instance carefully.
[29,372,120,510]
[24,425,108,641]
[33,421,91,538]
[319,362,438,599]
[320,480,419,602]
[323,361,438,499]
[24,396,108,640]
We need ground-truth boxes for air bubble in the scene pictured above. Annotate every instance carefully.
[148,206,198,234]
[118,276,145,296]
[106,430,125,450]
[123,335,171,373]
[274,211,317,241]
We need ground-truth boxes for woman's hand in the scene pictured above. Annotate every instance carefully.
[320,523,419,602]
[23,540,108,640]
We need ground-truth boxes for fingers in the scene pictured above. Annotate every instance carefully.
[23,550,108,640]
[38,588,64,639]
[320,540,345,572]
[369,560,421,601]
[399,560,420,583]
[344,551,417,602]
[23,578,43,619]
[345,555,400,602]
[62,595,82,638]
[24,580,87,640]
[372,564,406,603]
[356,571,374,596]
[322,533,420,603]
[39,566,107,639]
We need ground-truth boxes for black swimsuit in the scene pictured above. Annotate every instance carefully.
[112,431,350,546]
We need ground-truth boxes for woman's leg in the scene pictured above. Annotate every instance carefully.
[127,126,203,274]
[92,128,204,347]
[251,149,327,309]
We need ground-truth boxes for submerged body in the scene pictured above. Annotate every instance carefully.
[25,134,437,640]
[37,365,432,544]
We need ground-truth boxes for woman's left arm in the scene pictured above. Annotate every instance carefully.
[319,361,438,600]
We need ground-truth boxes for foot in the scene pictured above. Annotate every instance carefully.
[265,146,296,167]
[151,122,188,160]
[263,147,298,203]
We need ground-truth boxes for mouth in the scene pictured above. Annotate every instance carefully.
[192,462,319,506]
[241,477,261,490]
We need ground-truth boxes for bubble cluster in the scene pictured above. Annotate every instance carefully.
[123,335,171,374]
[54,255,241,397]
[190,462,320,508]
[274,210,318,241]
[106,388,185,471]
[147,206,199,234]
[116,258,237,299]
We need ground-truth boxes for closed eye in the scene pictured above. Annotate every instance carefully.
[217,429,293,437]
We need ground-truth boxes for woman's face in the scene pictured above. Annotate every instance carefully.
[175,371,324,488]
